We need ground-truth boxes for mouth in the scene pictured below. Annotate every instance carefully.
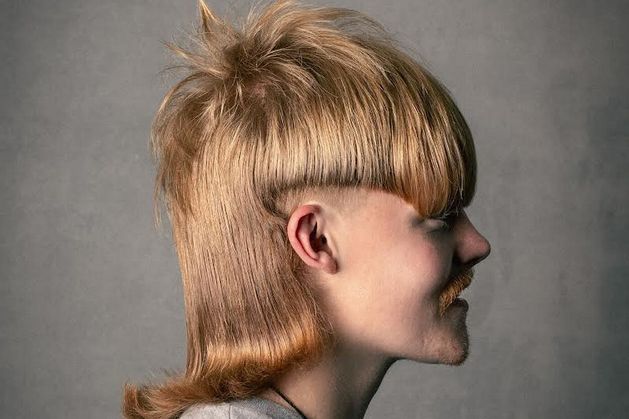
[439,268,474,317]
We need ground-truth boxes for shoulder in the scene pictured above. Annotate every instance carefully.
[180,402,230,418]
[179,397,302,419]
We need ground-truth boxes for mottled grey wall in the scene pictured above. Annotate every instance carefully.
[1,0,627,418]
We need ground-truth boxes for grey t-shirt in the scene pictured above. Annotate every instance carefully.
[180,396,303,419]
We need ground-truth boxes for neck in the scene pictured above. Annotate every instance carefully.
[259,343,397,419]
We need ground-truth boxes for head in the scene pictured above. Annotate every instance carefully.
[123,0,489,417]
[285,188,490,367]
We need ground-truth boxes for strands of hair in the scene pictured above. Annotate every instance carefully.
[122,0,477,417]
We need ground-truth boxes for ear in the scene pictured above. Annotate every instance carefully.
[286,204,338,275]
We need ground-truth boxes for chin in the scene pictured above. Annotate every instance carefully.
[398,334,470,365]
[441,329,470,365]
[424,326,471,365]
[441,346,469,365]
[394,319,471,365]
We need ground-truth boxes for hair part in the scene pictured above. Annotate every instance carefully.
[123,0,476,417]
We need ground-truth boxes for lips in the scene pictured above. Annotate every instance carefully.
[438,268,474,317]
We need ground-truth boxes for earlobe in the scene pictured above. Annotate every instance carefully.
[317,250,338,274]
[287,204,338,275]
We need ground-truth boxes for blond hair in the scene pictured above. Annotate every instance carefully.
[123,0,477,417]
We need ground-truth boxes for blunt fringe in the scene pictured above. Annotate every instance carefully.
[123,0,477,417]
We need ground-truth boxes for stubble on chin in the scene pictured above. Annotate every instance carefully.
[438,336,469,366]
[451,322,470,365]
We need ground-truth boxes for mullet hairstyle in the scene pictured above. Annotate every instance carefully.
[123,0,477,417]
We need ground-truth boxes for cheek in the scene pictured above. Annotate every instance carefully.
[331,229,451,342]
[395,240,449,296]
[361,240,448,327]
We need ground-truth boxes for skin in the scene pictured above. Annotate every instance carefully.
[258,188,491,419]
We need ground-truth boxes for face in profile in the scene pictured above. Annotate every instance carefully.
[309,189,491,365]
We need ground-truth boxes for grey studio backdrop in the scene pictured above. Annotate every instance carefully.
[1,0,627,418]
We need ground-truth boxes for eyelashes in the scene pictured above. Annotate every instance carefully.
[431,209,460,230]
[412,208,461,231]
[432,214,451,230]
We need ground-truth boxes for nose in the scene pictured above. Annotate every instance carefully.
[453,210,491,268]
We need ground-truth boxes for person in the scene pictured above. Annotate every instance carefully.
[122,0,491,417]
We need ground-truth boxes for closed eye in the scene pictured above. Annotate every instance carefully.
[430,210,460,230]
[432,215,451,230]
[410,208,461,231]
